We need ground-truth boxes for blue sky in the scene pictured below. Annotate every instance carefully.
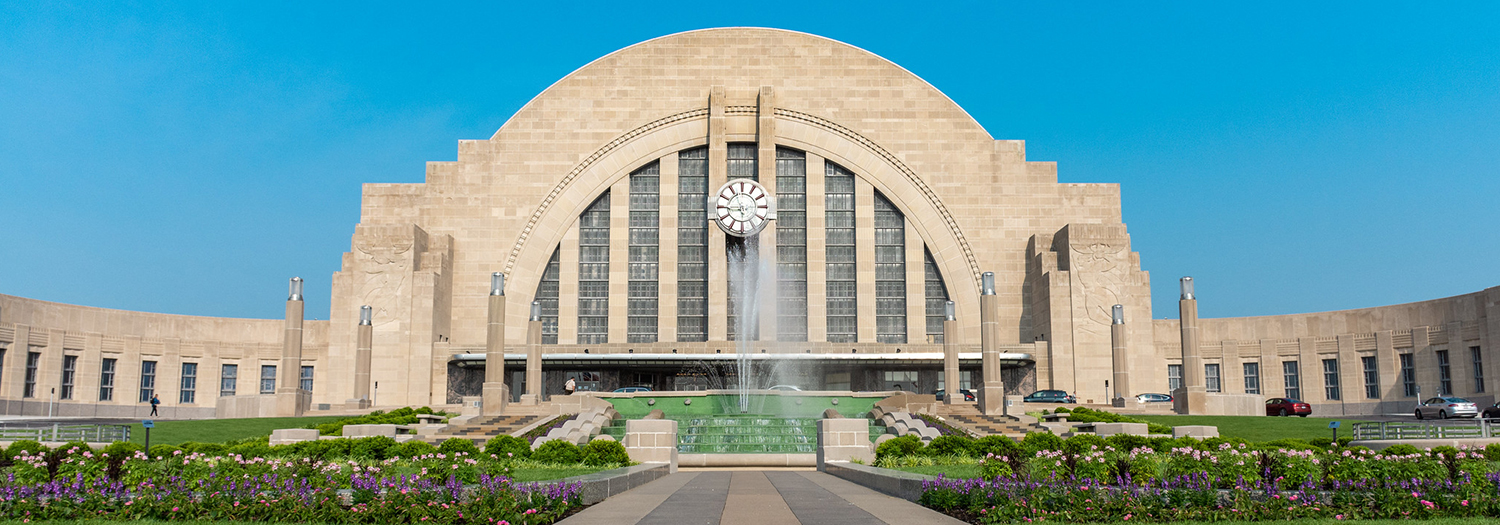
[1,1,1496,321]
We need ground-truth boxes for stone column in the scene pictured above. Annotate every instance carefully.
[520,301,544,405]
[276,277,308,417]
[979,272,1007,415]
[943,301,960,405]
[1178,277,1207,414]
[482,273,509,416]
[1110,304,1131,407]
[347,305,373,409]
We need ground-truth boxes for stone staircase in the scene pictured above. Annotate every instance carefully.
[936,403,1049,437]
[423,414,545,446]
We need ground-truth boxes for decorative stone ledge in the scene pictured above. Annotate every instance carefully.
[820,462,936,502]
[560,463,672,505]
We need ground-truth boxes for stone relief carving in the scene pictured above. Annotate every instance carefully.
[355,232,414,322]
[1070,242,1126,337]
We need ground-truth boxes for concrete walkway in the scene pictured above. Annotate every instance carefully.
[558,469,964,525]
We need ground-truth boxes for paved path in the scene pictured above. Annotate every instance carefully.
[558,470,964,525]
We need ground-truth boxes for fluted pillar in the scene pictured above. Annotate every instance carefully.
[482,273,509,415]
[1110,304,1131,407]
[520,301,545,405]
[1177,277,1207,414]
[347,305,374,409]
[276,277,309,416]
[942,301,960,405]
[979,272,1007,414]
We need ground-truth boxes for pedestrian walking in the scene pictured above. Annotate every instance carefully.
[149,394,160,416]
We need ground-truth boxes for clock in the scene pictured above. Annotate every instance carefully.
[710,179,775,237]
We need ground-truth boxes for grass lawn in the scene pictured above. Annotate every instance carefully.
[890,464,983,478]
[1133,414,1364,442]
[129,416,345,446]
[507,466,615,481]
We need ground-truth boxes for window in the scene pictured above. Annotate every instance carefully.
[627,162,660,343]
[676,147,709,342]
[220,364,237,397]
[1205,363,1221,393]
[825,162,857,343]
[1167,364,1182,391]
[1472,346,1485,393]
[1437,350,1451,395]
[1400,353,1417,397]
[1283,361,1301,400]
[776,147,809,342]
[1322,358,1340,401]
[725,143,760,341]
[564,371,602,392]
[825,372,851,391]
[535,248,561,344]
[924,249,950,343]
[578,192,611,345]
[1360,356,1380,399]
[0,348,5,389]
[179,363,197,404]
[300,365,314,391]
[99,358,116,401]
[1243,362,1260,394]
[23,351,39,398]
[260,365,276,394]
[883,371,919,391]
[873,192,906,343]
[139,360,157,402]
[59,355,77,400]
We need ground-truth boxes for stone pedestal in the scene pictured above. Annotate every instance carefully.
[482,284,508,416]
[1179,292,1208,415]
[1110,317,1130,406]
[816,418,875,468]
[942,315,959,405]
[624,419,679,473]
[978,276,1006,415]
[276,284,307,417]
[525,316,543,403]
[352,307,373,407]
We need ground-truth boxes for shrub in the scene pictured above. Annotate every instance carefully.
[485,435,532,460]
[393,440,438,458]
[581,439,630,466]
[1020,431,1064,454]
[1258,438,1315,452]
[148,444,182,458]
[229,441,272,458]
[974,435,1021,459]
[926,435,976,458]
[1380,443,1421,456]
[1336,436,1353,447]
[1062,434,1106,456]
[531,440,583,464]
[875,435,924,462]
[439,438,481,457]
[6,440,46,460]
[1485,442,1500,461]
[1105,433,1151,452]
[1053,407,1072,414]
[181,442,227,456]
[1309,437,1334,450]
[101,441,144,459]
[351,436,398,460]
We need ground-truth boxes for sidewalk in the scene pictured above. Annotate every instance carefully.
[558,470,963,525]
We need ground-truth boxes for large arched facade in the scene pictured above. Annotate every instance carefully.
[0,27,1493,419]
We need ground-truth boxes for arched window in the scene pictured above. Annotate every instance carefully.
[825,162,857,343]
[627,162,660,342]
[873,191,906,343]
[676,147,709,342]
[577,192,610,344]
[775,147,808,341]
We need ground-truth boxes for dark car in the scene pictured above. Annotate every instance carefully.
[1484,403,1500,419]
[1265,397,1312,417]
[935,389,975,402]
[1024,390,1076,403]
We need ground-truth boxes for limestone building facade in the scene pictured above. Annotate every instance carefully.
[0,28,1494,418]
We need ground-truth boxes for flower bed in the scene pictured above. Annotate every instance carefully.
[913,435,1500,523]
[0,435,631,524]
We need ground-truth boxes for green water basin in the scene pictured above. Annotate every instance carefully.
[596,399,888,454]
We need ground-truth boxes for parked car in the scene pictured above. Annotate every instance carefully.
[1135,393,1172,403]
[1483,403,1500,419]
[1415,396,1479,419]
[1023,390,1076,403]
[613,386,651,393]
[1265,398,1312,417]
[935,389,975,402]
[767,385,803,391]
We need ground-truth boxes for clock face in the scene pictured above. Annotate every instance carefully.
[713,179,772,237]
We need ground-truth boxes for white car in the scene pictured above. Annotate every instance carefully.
[767,385,803,391]
[1415,396,1479,419]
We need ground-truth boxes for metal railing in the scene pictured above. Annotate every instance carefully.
[1352,419,1498,440]
[0,424,131,443]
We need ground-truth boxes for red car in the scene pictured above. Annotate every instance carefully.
[1265,397,1312,417]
